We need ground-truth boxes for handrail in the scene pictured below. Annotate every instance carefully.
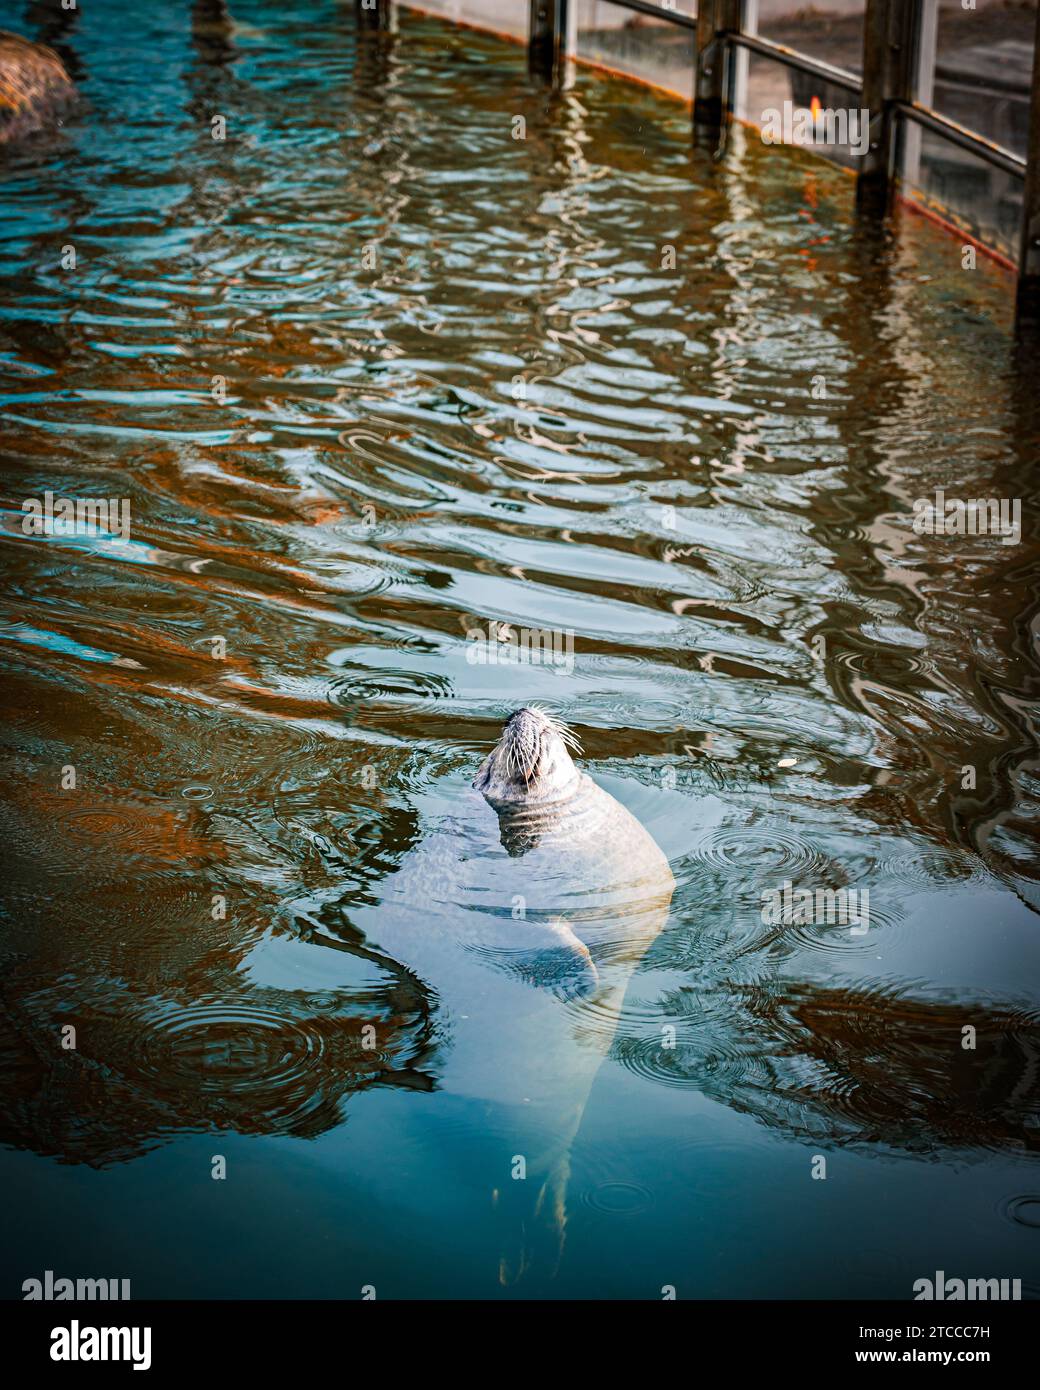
[584,0,698,35]
[581,0,1025,182]
[722,29,861,96]
[389,0,1037,280]
[894,101,1026,179]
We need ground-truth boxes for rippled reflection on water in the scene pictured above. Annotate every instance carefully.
[1,0,1039,1299]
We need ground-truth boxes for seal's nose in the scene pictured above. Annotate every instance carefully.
[505,708,553,746]
[508,706,546,727]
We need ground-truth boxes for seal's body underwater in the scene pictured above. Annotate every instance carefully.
[352,708,674,1281]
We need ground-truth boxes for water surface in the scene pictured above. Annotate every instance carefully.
[2,0,1039,1299]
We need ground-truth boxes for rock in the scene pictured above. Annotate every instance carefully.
[0,30,75,145]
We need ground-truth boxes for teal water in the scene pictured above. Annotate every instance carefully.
[1,0,1039,1299]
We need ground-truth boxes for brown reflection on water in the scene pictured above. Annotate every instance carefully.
[617,978,1040,1155]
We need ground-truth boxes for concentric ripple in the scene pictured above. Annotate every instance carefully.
[326,668,453,709]
[117,996,379,1134]
[579,1180,655,1217]
[1000,1195,1040,1231]
[691,822,830,880]
[880,846,989,889]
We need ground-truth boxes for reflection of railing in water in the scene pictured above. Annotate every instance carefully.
[364,0,1040,324]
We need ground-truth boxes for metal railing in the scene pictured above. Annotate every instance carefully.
[364,0,1040,319]
[723,29,861,97]
[895,100,1026,180]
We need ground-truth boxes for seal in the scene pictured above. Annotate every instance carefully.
[0,31,75,146]
[349,707,675,1282]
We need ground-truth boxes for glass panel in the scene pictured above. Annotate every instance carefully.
[755,0,866,77]
[744,51,867,171]
[404,0,530,44]
[901,119,1022,265]
[575,0,698,105]
[932,0,1036,159]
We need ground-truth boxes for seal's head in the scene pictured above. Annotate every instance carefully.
[473,707,582,807]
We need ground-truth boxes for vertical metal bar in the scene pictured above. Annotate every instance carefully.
[732,0,758,125]
[902,0,937,188]
[720,1,747,123]
[857,0,921,211]
[529,0,569,83]
[1017,0,1040,319]
[560,0,576,88]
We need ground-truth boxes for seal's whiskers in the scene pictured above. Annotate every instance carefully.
[524,704,582,754]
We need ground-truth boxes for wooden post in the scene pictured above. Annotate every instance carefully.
[529,0,569,83]
[694,0,725,139]
[857,0,921,212]
[355,0,394,32]
[693,0,743,142]
[1017,0,1040,322]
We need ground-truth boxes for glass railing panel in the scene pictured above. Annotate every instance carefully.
[931,0,1035,160]
[744,50,866,171]
[574,0,698,104]
[405,0,531,44]
[755,0,865,78]
[900,117,1023,264]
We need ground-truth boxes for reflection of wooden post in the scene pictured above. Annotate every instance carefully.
[529,0,570,83]
[858,0,920,212]
[1018,0,1040,320]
